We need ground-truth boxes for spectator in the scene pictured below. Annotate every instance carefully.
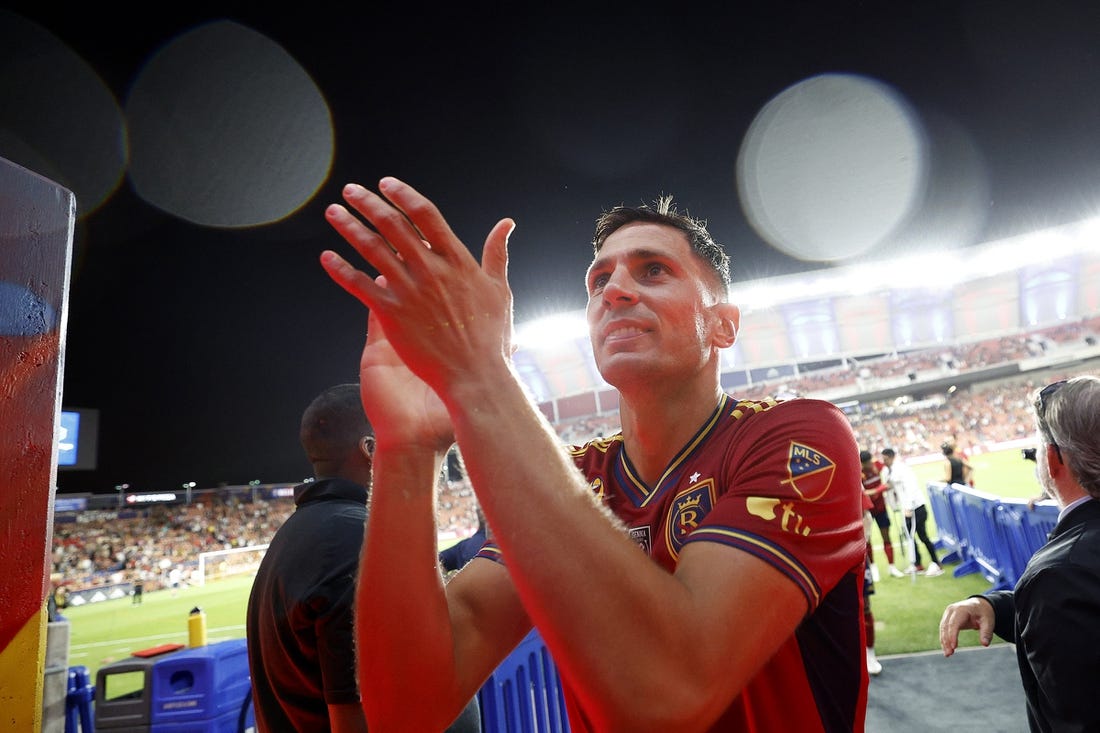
[321,179,867,731]
[939,376,1100,731]
[881,447,943,577]
[245,383,480,732]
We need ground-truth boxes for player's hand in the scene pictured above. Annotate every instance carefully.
[357,300,454,453]
[939,597,995,657]
[321,178,516,400]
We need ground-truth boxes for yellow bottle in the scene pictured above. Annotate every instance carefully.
[188,606,208,647]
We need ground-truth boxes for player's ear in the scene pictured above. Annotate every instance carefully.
[360,435,375,458]
[1044,442,1064,470]
[711,302,740,349]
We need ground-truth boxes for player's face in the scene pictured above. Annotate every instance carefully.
[585,222,724,387]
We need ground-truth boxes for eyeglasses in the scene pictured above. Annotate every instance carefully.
[1037,380,1067,416]
[1035,380,1067,463]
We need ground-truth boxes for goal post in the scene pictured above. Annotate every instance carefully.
[197,544,269,586]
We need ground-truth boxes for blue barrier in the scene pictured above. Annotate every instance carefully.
[990,503,1028,588]
[926,483,1061,593]
[947,486,1014,590]
[479,628,571,733]
[1019,501,1059,552]
[66,665,96,733]
[927,482,967,564]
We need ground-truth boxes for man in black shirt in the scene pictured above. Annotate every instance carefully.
[247,383,481,732]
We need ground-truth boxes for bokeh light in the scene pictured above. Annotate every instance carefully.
[125,20,334,228]
[0,10,127,218]
[737,73,926,263]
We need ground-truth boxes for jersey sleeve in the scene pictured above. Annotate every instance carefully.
[682,399,865,611]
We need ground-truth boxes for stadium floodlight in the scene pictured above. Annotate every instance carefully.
[514,313,589,351]
[1075,216,1100,243]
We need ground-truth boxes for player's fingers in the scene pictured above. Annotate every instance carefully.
[482,218,514,284]
[320,250,388,310]
[482,218,517,355]
[375,177,472,265]
[324,201,412,287]
[938,606,960,657]
[364,281,389,348]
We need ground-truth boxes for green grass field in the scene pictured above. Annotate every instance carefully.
[869,445,1039,657]
[65,575,253,684]
[64,446,1042,683]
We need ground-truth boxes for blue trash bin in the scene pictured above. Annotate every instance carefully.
[94,638,251,732]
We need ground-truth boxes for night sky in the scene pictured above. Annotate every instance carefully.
[4,3,1099,494]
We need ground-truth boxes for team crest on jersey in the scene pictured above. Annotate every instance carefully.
[781,442,836,501]
[664,479,716,557]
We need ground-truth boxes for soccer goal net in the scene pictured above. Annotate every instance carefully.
[197,544,269,586]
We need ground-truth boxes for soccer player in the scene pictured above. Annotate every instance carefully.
[861,449,903,578]
[321,178,867,731]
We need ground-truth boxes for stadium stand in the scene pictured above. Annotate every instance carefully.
[51,477,482,604]
[46,323,1098,733]
[51,323,1100,606]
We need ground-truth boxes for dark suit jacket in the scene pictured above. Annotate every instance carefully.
[984,498,1100,733]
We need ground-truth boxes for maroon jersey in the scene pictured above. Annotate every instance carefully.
[478,394,867,732]
[862,459,888,515]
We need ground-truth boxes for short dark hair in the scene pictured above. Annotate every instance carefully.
[300,383,373,473]
[881,448,896,458]
[592,195,731,291]
[859,450,872,463]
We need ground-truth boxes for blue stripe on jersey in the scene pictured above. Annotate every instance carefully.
[684,526,823,607]
[617,393,732,508]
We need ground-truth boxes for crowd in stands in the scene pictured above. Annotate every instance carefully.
[52,496,296,598]
[51,480,484,600]
[742,316,1099,401]
[51,318,1100,598]
[553,368,1098,459]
